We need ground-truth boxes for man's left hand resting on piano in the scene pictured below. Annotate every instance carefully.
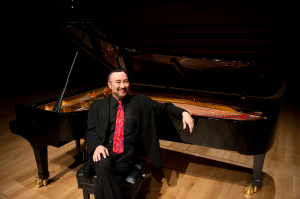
[182,111,194,133]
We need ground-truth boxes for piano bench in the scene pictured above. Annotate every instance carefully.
[76,158,147,199]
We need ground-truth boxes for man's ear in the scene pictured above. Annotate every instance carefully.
[107,82,111,89]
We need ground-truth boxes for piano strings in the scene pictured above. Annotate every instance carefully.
[39,86,265,121]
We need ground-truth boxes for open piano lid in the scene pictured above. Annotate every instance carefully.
[57,24,286,100]
[56,0,293,99]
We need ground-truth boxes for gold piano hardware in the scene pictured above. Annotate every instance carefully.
[61,108,73,113]
[44,106,53,111]
[81,102,90,108]
[244,183,258,195]
[35,177,48,188]
[254,186,258,193]
[61,101,68,106]
[44,106,72,113]
[35,177,43,188]
[40,87,111,113]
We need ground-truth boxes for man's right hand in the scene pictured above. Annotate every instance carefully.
[93,145,110,162]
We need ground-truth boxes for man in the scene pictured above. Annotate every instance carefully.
[84,69,194,198]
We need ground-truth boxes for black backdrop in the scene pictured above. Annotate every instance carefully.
[3,22,110,100]
[3,0,298,100]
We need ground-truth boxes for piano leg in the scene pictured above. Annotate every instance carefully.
[33,146,49,187]
[75,139,83,162]
[252,153,266,189]
[245,153,266,194]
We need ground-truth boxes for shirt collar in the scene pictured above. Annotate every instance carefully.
[110,94,130,107]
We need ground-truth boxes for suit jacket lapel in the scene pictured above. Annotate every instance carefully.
[99,95,110,134]
[130,95,139,130]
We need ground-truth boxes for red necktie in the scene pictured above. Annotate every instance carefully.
[113,101,124,154]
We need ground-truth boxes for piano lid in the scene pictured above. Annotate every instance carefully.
[55,0,294,99]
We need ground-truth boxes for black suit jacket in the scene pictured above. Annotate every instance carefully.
[83,94,185,177]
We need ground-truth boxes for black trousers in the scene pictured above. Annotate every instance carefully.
[91,141,135,199]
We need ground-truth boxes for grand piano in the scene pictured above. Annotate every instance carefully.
[9,0,292,195]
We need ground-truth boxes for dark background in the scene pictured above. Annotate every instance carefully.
[3,0,298,101]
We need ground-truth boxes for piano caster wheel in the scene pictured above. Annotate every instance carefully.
[35,177,43,188]
[35,177,48,187]
[244,183,254,195]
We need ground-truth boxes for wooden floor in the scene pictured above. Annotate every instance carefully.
[0,86,299,199]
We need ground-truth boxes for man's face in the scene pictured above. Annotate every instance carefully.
[108,71,129,100]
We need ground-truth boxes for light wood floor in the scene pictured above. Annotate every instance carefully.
[0,87,299,199]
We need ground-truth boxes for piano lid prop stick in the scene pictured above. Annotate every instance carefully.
[52,51,78,113]
[52,31,86,113]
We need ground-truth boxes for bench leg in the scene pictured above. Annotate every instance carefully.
[83,189,90,199]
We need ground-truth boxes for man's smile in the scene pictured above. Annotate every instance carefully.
[118,89,127,94]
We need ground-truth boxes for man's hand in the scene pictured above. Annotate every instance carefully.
[93,145,110,162]
[182,111,194,133]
